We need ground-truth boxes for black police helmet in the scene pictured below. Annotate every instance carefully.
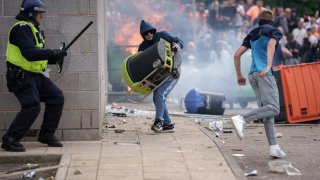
[19,0,46,19]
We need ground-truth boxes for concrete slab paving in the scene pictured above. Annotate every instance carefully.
[0,108,237,180]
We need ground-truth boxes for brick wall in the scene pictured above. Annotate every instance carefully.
[0,0,106,141]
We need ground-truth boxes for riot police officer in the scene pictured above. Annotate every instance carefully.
[1,0,67,152]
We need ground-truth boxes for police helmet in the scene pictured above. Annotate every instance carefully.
[20,0,46,19]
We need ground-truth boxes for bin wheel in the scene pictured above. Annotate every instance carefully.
[153,59,162,68]
[239,102,248,109]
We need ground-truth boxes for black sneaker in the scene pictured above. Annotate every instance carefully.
[161,124,175,133]
[151,119,163,132]
[1,135,25,152]
[38,132,63,147]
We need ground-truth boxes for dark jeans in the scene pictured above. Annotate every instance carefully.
[5,71,64,141]
[153,76,178,125]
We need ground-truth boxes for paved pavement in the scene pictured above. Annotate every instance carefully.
[0,107,239,180]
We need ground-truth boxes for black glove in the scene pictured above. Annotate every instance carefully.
[48,49,67,64]
[172,69,180,79]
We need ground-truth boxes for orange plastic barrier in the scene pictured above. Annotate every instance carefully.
[280,62,320,123]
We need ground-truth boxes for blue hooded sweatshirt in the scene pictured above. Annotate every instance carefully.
[138,20,184,52]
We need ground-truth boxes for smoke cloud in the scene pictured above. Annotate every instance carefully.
[107,0,254,105]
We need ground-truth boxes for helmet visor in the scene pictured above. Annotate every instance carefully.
[34,6,46,12]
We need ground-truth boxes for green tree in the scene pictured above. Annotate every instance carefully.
[263,0,319,15]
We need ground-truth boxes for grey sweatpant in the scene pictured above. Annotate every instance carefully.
[243,72,280,145]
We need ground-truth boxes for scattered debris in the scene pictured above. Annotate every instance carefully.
[285,165,302,176]
[313,138,320,141]
[112,112,127,117]
[269,160,302,176]
[0,165,60,178]
[245,169,258,176]
[194,118,202,124]
[74,169,82,175]
[5,163,39,174]
[114,141,140,145]
[231,148,243,151]
[222,129,232,133]
[232,154,244,157]
[209,121,223,131]
[106,124,116,128]
[22,171,36,178]
[214,132,220,137]
[275,133,283,138]
[111,103,119,109]
[121,119,127,124]
[114,129,125,133]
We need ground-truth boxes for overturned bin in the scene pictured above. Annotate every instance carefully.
[184,88,225,115]
[275,62,320,123]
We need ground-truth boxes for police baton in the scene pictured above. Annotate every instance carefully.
[57,21,94,73]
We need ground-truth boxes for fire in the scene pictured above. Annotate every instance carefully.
[111,0,172,54]
[113,19,142,54]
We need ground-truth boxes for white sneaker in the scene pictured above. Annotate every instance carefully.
[270,144,286,158]
[231,115,245,140]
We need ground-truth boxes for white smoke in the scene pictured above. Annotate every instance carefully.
[107,0,255,105]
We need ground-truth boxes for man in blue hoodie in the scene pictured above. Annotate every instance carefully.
[138,20,184,133]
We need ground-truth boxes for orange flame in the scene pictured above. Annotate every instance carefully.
[112,1,172,54]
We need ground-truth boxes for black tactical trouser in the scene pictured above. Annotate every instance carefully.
[4,69,64,141]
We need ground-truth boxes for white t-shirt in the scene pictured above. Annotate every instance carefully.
[292,28,307,45]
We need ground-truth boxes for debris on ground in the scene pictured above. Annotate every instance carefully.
[111,103,119,109]
[275,132,283,138]
[5,163,39,174]
[231,148,243,151]
[222,129,232,133]
[232,154,244,157]
[22,171,36,178]
[120,119,127,124]
[269,160,302,176]
[112,112,127,117]
[74,169,82,175]
[114,129,125,133]
[114,141,140,145]
[129,109,137,113]
[209,121,223,131]
[105,124,116,128]
[245,169,258,176]
[193,118,202,124]
[214,132,220,137]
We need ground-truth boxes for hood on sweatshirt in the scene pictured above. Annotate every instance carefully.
[140,20,157,39]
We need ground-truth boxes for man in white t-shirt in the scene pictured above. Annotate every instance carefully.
[292,21,307,46]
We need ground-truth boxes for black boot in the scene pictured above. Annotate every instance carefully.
[1,135,25,152]
[38,131,63,147]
